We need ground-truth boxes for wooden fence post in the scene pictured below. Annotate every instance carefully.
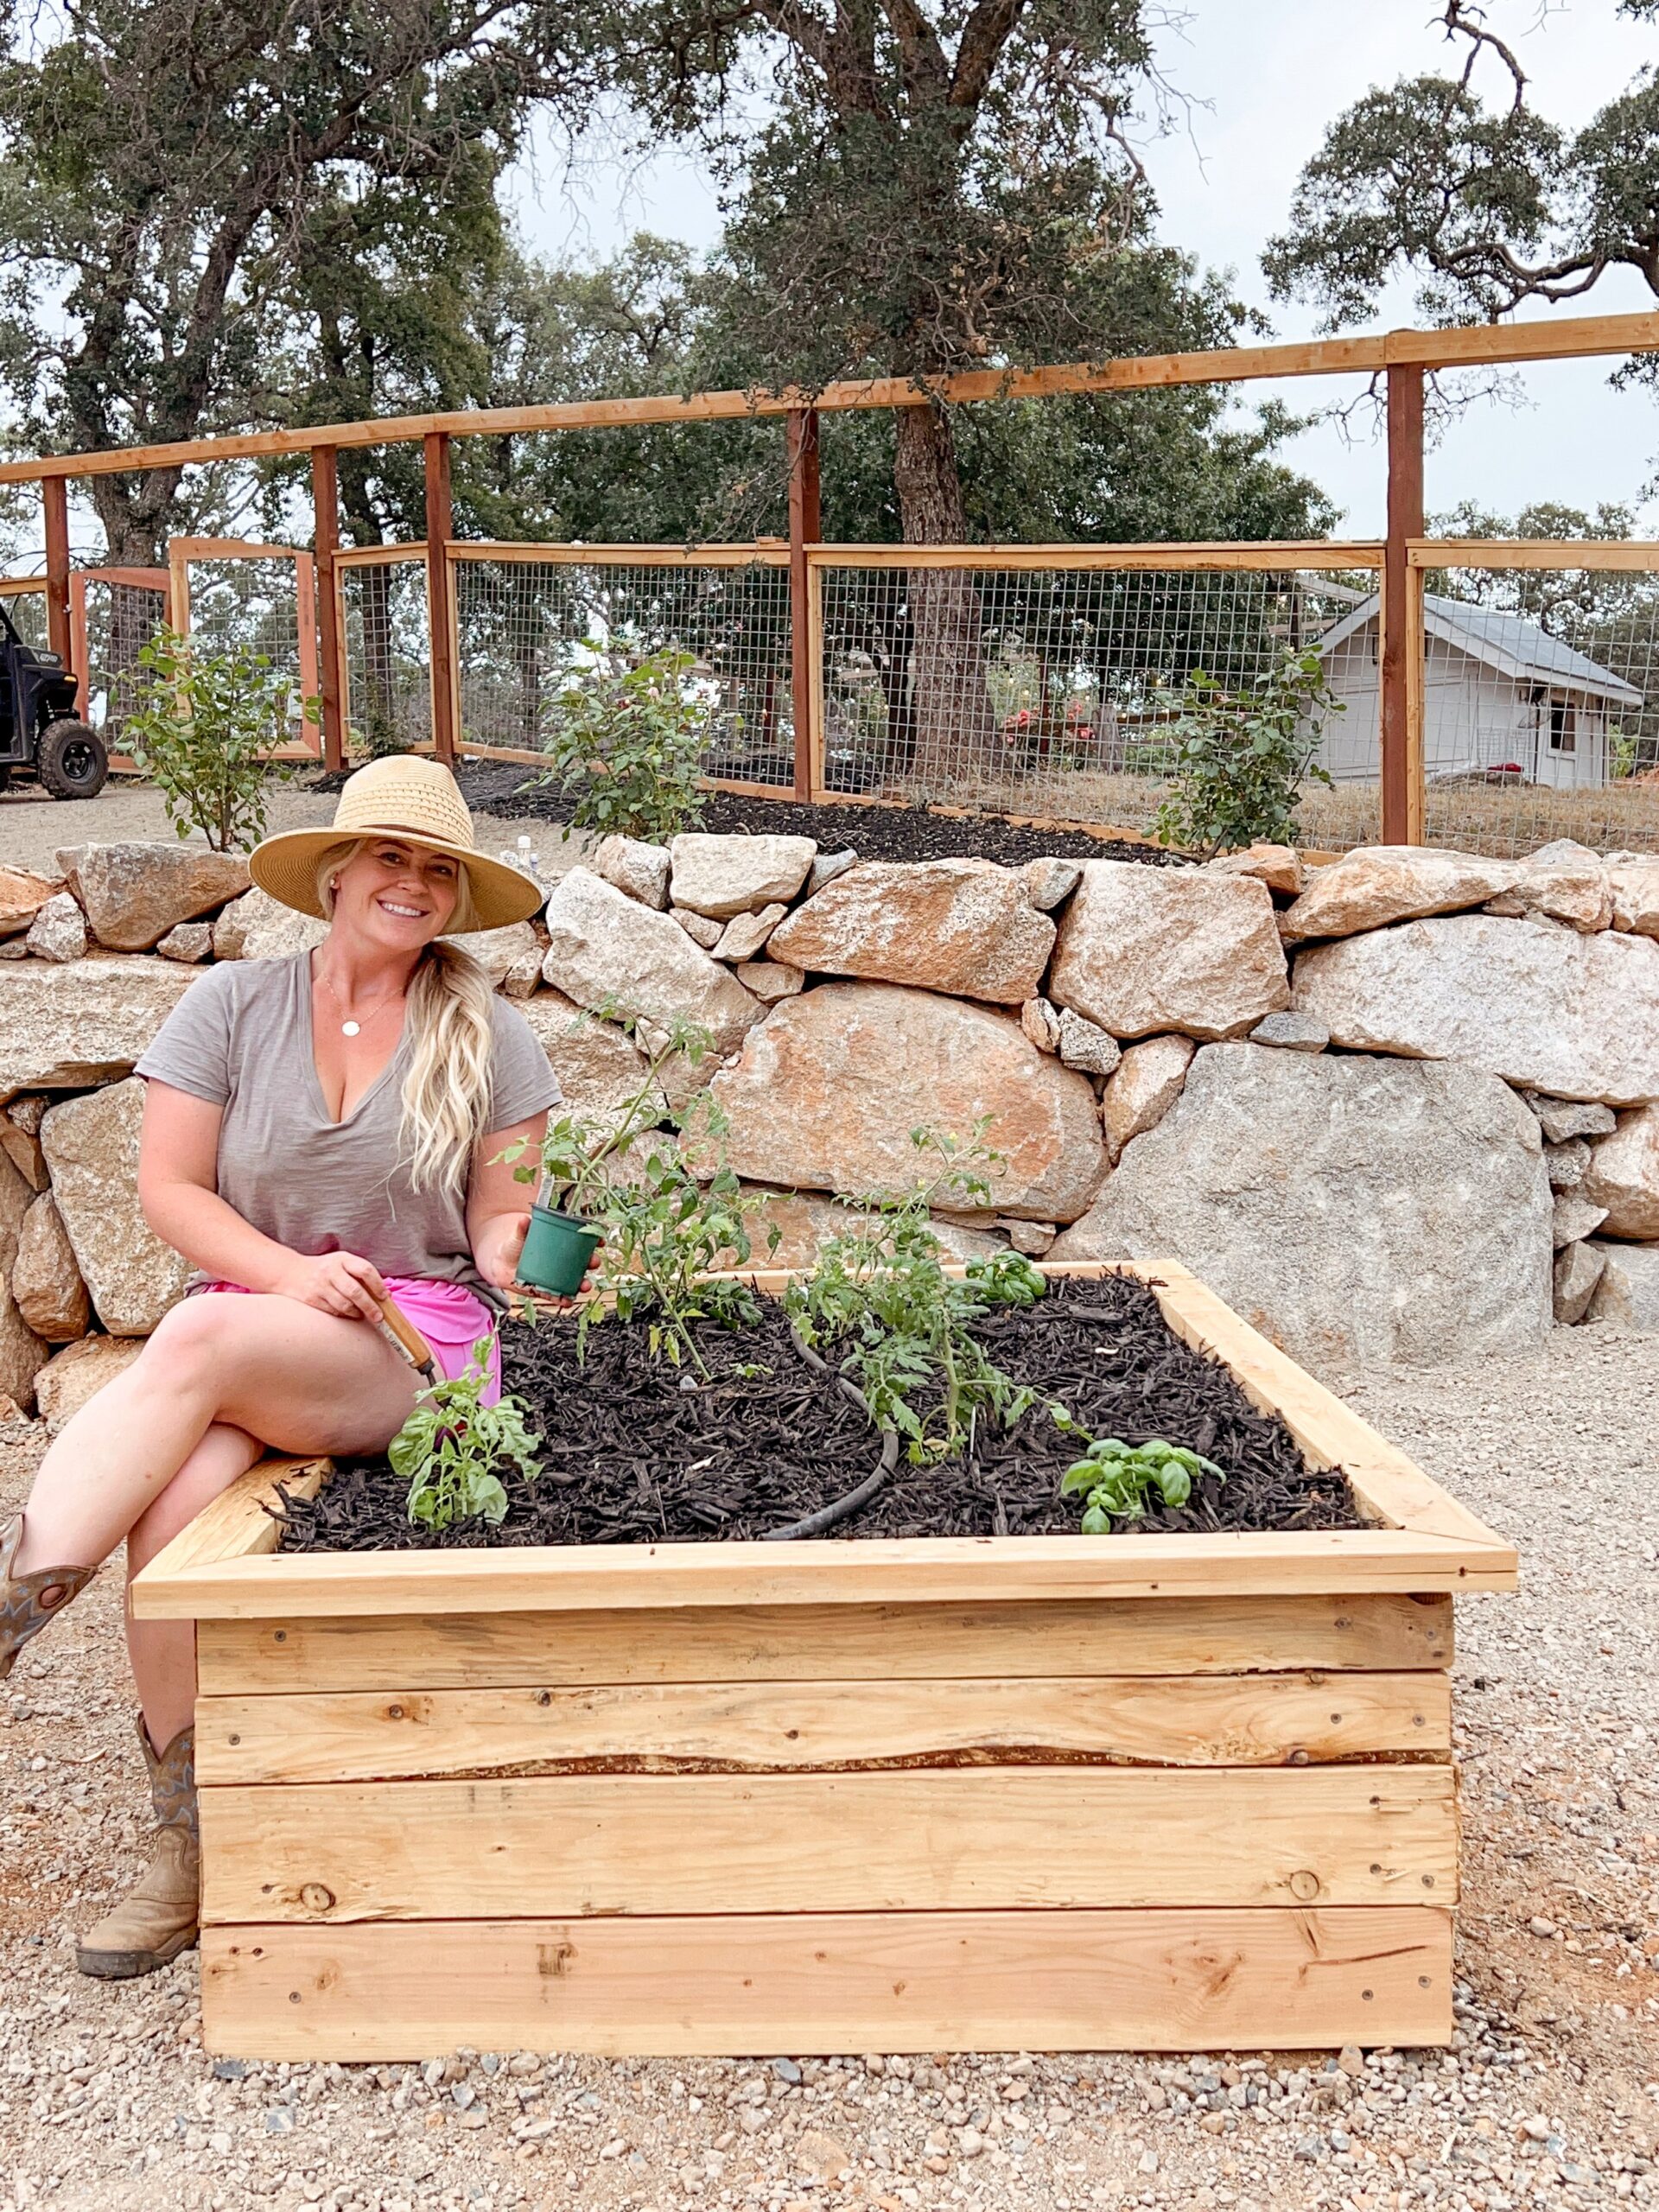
[42,475,70,664]
[311,448,347,772]
[787,408,821,801]
[423,432,457,766]
[1382,364,1425,845]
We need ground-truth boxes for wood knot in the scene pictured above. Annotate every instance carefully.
[299,1883,336,1913]
[1287,1869,1321,1902]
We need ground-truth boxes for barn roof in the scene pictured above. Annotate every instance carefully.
[1315,590,1644,708]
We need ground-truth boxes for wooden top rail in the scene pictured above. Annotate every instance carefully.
[1408,537,1659,570]
[6,308,1658,487]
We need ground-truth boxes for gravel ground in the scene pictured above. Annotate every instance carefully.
[0,774,591,880]
[1,1323,1656,2212]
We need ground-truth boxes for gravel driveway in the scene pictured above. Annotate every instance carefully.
[1,1324,1656,2212]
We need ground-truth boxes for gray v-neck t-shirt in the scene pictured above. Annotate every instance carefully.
[135,952,562,1306]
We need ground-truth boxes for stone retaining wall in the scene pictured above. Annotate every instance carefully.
[3,827,1659,1422]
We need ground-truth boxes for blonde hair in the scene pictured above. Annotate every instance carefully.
[315,839,496,1196]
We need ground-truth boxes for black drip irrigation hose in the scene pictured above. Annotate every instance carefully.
[762,1327,900,1541]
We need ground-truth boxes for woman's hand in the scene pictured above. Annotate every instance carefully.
[474,1208,531,1291]
[271,1249,387,1325]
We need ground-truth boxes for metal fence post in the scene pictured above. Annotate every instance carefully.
[423,432,458,766]
[311,448,347,771]
[786,408,821,801]
[1382,363,1425,844]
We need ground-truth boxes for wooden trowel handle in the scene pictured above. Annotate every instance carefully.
[376,1293,437,1381]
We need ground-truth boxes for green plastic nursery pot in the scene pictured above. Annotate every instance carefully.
[516,1205,602,1298]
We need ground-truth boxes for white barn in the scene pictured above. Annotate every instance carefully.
[1311,590,1643,791]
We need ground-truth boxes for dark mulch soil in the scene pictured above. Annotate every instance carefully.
[447,765,1186,868]
[275,1277,1357,1554]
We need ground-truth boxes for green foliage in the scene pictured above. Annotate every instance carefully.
[1154,650,1342,861]
[537,647,710,843]
[389,1342,541,1533]
[1062,1437,1225,1531]
[123,626,315,851]
[787,1128,1058,1465]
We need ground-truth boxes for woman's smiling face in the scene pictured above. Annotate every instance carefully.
[331,838,462,951]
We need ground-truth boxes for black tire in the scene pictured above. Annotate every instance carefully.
[37,718,107,799]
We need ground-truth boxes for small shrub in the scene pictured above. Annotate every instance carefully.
[124,626,317,851]
[389,1343,542,1531]
[1154,649,1343,859]
[1062,1437,1225,1529]
[539,645,711,843]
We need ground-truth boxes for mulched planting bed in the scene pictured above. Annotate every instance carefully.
[447,765,1186,868]
[275,1276,1357,1554]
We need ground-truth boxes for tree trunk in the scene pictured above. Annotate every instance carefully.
[892,403,998,788]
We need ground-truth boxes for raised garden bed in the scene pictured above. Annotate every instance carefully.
[133,1261,1516,2063]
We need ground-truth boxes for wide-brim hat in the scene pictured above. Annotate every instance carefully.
[248,757,543,932]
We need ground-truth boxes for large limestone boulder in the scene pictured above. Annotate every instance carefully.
[1205,843,1305,897]
[1587,1240,1659,1331]
[0,957,200,1100]
[450,919,542,989]
[1099,1034,1196,1163]
[62,842,250,951]
[1609,861,1659,938]
[768,860,1056,1006]
[1485,842,1611,932]
[516,989,664,1133]
[733,1189,1002,1273]
[541,867,764,1058]
[12,1192,91,1341]
[591,835,671,910]
[212,886,327,962]
[0,1150,48,1410]
[41,1078,190,1333]
[1293,916,1659,1107]
[669,834,817,918]
[1580,1103,1659,1238]
[705,982,1105,1222]
[1049,861,1289,1042]
[1049,1044,1552,1382]
[1278,846,1517,944]
[34,1333,144,1434]
[0,867,64,937]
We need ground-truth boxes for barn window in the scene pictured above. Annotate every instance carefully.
[1548,699,1576,754]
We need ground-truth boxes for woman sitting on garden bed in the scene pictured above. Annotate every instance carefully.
[0,756,563,1980]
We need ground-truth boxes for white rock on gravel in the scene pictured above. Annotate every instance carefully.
[769,859,1057,1006]
[11,1192,91,1342]
[23,891,86,963]
[41,1077,191,1332]
[1050,861,1289,1040]
[1099,1033,1196,1164]
[61,840,250,950]
[1553,1237,1606,1324]
[669,832,817,918]
[1294,913,1659,1105]
[591,833,671,910]
[1586,1236,1659,1326]
[1580,1100,1659,1237]
[1051,1043,1552,1381]
[541,866,765,1058]
[0,957,200,1100]
[1278,844,1518,942]
[706,981,1105,1221]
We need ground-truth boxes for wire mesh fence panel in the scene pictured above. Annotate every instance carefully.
[73,577,169,749]
[340,553,430,756]
[0,583,48,653]
[452,552,794,786]
[814,556,1382,846]
[178,550,319,753]
[1411,549,1659,859]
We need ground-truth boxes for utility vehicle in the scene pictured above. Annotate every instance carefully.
[0,603,106,797]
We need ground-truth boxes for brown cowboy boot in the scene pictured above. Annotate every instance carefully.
[0,1513,96,1681]
[76,1718,200,1979]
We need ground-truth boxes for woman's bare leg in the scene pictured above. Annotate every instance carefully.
[14,1292,420,1577]
[124,1423,264,1751]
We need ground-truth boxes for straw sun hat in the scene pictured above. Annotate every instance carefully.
[248,757,543,933]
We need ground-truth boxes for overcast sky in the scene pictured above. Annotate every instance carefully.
[506,0,1659,536]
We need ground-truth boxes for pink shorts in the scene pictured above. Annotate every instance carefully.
[192,1274,502,1405]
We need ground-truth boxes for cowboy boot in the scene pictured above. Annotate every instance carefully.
[0,1513,96,1681]
[76,1717,200,1980]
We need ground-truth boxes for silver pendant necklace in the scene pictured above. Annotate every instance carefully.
[318,969,398,1039]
